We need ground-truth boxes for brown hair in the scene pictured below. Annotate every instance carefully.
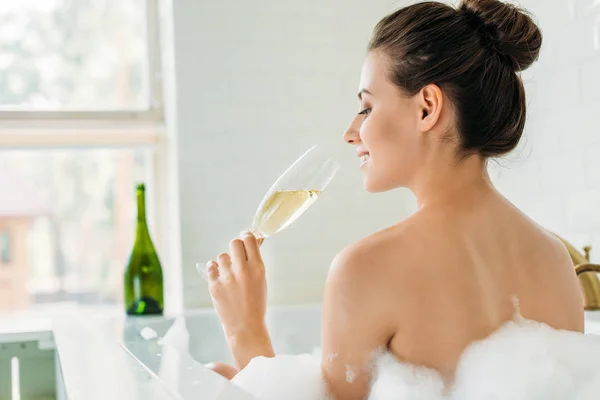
[368,0,542,158]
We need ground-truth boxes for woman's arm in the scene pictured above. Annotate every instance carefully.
[225,324,275,370]
[321,246,396,400]
[206,232,274,370]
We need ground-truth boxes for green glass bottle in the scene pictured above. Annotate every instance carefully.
[124,183,164,316]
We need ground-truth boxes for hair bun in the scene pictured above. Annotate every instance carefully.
[459,0,542,71]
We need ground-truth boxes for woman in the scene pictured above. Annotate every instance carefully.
[204,0,584,398]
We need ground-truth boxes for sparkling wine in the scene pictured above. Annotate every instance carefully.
[252,189,321,238]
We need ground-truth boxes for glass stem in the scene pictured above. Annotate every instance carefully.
[250,228,264,246]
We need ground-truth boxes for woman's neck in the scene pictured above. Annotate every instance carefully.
[412,155,492,210]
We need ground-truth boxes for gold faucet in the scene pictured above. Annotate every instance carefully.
[553,234,600,310]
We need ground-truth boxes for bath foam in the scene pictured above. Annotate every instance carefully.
[232,354,326,400]
[231,319,600,400]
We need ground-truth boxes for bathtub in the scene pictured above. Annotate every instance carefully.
[134,304,322,364]
[118,305,600,400]
[117,304,323,400]
[131,305,600,365]
[5,303,597,400]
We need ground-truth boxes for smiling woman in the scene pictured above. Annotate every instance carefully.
[201,0,587,399]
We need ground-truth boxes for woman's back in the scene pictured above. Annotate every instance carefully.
[320,179,584,398]
[373,184,585,376]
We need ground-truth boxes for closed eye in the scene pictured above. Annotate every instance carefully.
[358,108,371,116]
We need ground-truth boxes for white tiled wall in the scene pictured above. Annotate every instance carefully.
[171,0,412,307]
[171,0,600,308]
[490,1,600,260]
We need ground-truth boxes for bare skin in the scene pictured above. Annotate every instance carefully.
[205,362,238,380]
[205,50,584,399]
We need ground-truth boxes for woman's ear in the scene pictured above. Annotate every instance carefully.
[417,84,443,133]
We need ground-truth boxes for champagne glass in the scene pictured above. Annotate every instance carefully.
[250,144,339,240]
[197,145,339,278]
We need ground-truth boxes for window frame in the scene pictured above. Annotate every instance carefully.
[0,0,164,123]
[0,0,182,313]
[0,229,12,265]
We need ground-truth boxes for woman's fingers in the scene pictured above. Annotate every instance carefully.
[206,261,219,281]
[242,231,262,262]
[230,238,247,264]
[205,235,268,347]
[217,252,232,278]
[203,232,263,283]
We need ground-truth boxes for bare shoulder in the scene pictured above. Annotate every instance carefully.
[320,221,427,399]
[539,229,573,264]
[516,207,574,267]
[325,215,429,305]
[513,211,584,330]
[321,217,428,359]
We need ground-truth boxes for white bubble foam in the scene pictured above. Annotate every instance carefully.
[369,353,445,400]
[345,364,358,383]
[230,319,600,400]
[232,354,326,400]
[448,320,600,400]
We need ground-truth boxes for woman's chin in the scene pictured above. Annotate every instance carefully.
[363,175,399,193]
[363,178,384,193]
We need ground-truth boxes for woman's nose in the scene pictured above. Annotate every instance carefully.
[344,116,361,144]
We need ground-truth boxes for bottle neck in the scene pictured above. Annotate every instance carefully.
[137,189,147,224]
[136,189,151,243]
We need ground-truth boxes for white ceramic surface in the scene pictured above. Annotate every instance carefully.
[0,310,256,400]
[1,306,598,400]
[52,313,256,400]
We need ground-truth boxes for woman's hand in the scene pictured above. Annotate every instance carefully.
[205,362,238,380]
[205,231,274,369]
[207,231,266,336]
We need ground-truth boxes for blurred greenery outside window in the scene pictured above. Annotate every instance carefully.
[0,0,164,311]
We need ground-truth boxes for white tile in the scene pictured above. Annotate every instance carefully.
[557,102,600,150]
[539,152,586,193]
[536,67,580,112]
[595,14,600,51]
[570,0,600,21]
[581,58,600,105]
[520,0,573,26]
[587,234,600,262]
[524,114,561,157]
[523,76,545,116]
[556,110,590,151]
[566,190,600,232]
[520,195,566,233]
[549,19,598,69]
[585,146,600,188]
[492,157,543,208]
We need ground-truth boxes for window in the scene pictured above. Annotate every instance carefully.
[0,230,11,264]
[0,0,155,111]
[0,0,168,311]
